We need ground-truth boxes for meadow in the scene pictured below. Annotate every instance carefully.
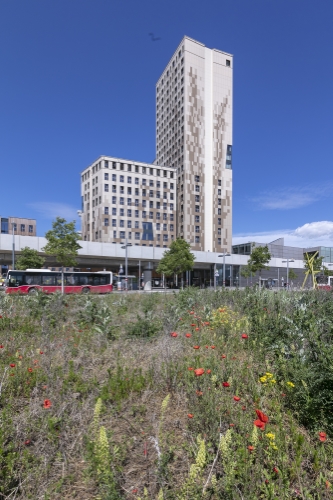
[0,288,332,499]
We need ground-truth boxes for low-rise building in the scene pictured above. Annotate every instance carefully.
[1,216,36,236]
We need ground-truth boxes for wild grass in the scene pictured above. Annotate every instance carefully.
[0,288,332,499]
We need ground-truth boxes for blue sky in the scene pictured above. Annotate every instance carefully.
[1,0,333,247]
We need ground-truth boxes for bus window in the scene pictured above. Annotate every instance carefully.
[99,275,107,285]
[66,274,79,285]
[8,274,24,287]
[79,274,89,285]
[42,275,55,286]
[93,276,101,286]
[25,274,41,285]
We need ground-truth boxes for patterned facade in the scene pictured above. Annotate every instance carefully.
[155,36,233,252]
[80,156,177,246]
[0,216,36,236]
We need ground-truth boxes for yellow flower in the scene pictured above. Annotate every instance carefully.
[265,372,273,377]
[287,381,295,388]
[265,433,275,440]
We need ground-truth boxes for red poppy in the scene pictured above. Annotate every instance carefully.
[248,445,254,452]
[211,346,215,349]
[187,413,194,418]
[206,369,211,374]
[188,367,194,371]
[191,323,196,327]
[241,333,248,339]
[39,351,44,354]
[319,432,327,442]
[185,333,192,338]
[24,440,31,446]
[273,467,279,474]
[233,396,240,401]
[195,327,199,331]
[170,332,178,337]
[27,368,33,373]
[0,345,3,349]
[221,355,226,359]
[255,409,269,423]
[190,311,194,315]
[196,390,203,396]
[205,345,209,349]
[193,345,200,350]
[222,382,230,387]
[9,363,15,368]
[194,368,205,376]
[253,419,266,430]
[242,406,246,411]
[229,423,235,427]
[43,399,52,409]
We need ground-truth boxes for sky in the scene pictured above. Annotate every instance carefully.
[1,0,333,248]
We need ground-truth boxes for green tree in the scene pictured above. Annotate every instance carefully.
[288,269,298,282]
[16,247,45,270]
[156,238,195,288]
[42,217,82,294]
[243,243,271,288]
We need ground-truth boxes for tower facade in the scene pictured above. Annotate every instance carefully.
[155,36,233,252]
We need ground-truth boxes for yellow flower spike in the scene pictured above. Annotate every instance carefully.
[287,381,295,388]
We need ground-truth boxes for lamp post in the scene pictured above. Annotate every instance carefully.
[121,238,132,291]
[218,252,231,288]
[12,223,15,270]
[282,259,294,290]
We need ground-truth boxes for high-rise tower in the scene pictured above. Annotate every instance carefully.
[155,36,233,252]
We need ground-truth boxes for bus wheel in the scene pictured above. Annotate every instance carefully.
[82,287,90,294]
[28,288,37,295]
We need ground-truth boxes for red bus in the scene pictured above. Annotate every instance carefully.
[5,269,113,295]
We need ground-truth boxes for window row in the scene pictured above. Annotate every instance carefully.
[103,207,174,219]
[104,219,174,230]
[11,224,34,233]
[111,231,172,242]
[104,185,174,199]
[103,174,174,189]
[109,197,174,209]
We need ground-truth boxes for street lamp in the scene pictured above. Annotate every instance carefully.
[121,239,132,291]
[12,223,16,270]
[282,259,294,290]
[218,252,231,288]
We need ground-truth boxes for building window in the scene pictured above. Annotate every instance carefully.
[195,215,200,223]
[170,203,174,210]
[104,184,109,192]
[218,228,221,235]
[135,177,139,184]
[127,187,132,195]
[170,224,174,231]
[112,196,116,204]
[156,223,160,230]
[163,223,167,231]
[135,199,139,207]
[218,208,221,215]
[163,202,167,210]
[149,190,154,197]
[120,231,125,239]
[195,226,200,233]
[113,230,117,238]
[120,175,124,182]
[218,218,221,225]
[112,219,116,227]
[120,197,124,205]
[170,182,174,189]
[135,210,139,218]
[135,165,139,173]
[157,233,160,241]
[20,224,25,232]
[127,209,132,217]
[135,232,140,240]
[195,185,200,192]
[104,218,109,226]
[218,180,221,186]
[218,189,221,195]
[142,211,147,218]
[156,191,161,198]
[142,189,146,197]
[128,231,132,239]
[142,200,146,208]
[127,198,132,205]
[112,185,116,192]
[127,220,132,228]
[120,220,124,228]
[149,201,154,208]
[135,221,139,228]
[156,212,160,220]
[163,234,168,242]
[218,199,221,205]
[142,178,146,186]
[170,193,174,200]
[149,179,154,187]
[120,208,124,216]
[120,186,124,194]
[195,175,200,182]
[226,59,230,67]
[127,176,132,183]
[157,181,160,188]
[195,205,199,213]
[195,195,199,202]
[149,211,153,219]
[135,188,139,196]
[104,173,109,180]
[195,236,200,243]
[163,213,167,220]
[112,162,116,169]
[226,145,232,169]
[112,174,116,182]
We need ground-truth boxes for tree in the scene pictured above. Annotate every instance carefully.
[156,238,195,287]
[288,269,298,282]
[244,243,271,287]
[16,247,45,270]
[42,217,82,294]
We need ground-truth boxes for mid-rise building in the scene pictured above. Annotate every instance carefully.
[155,36,233,252]
[0,216,36,236]
[80,156,176,246]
